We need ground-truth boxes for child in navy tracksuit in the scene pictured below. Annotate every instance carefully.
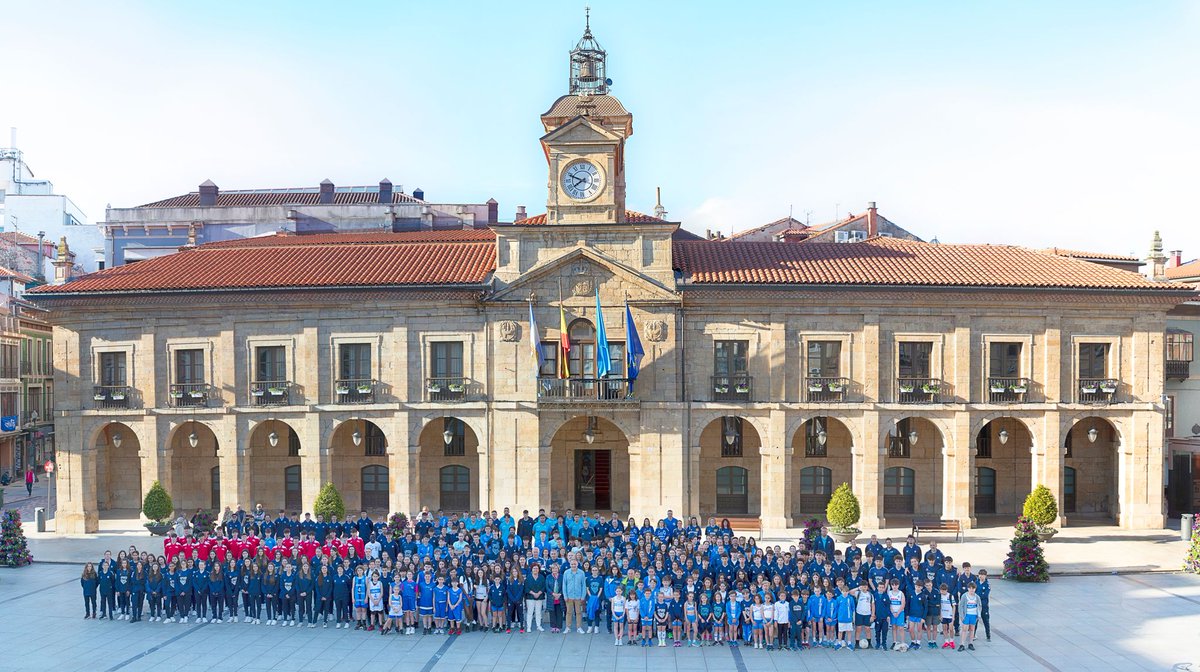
[81,563,98,619]
[873,583,890,650]
[98,561,116,620]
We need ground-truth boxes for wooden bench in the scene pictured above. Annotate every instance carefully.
[911,518,963,543]
[724,516,763,539]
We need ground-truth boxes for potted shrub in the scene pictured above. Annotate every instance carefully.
[356,383,373,394]
[447,382,465,393]
[190,509,217,535]
[388,512,409,537]
[142,480,174,536]
[93,393,106,401]
[899,383,915,393]
[110,392,125,401]
[1023,484,1059,541]
[427,383,443,393]
[250,388,265,397]
[827,381,844,393]
[313,482,347,522]
[1079,383,1098,394]
[825,482,862,543]
[267,386,286,396]
[1003,516,1050,582]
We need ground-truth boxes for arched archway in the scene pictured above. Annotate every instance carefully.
[247,420,300,515]
[167,421,219,513]
[1065,417,1119,521]
[93,422,142,512]
[791,416,853,517]
[974,418,1033,517]
[419,416,481,513]
[330,419,389,515]
[699,416,762,516]
[549,416,630,513]
[882,417,943,518]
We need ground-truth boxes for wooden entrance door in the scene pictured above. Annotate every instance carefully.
[574,450,611,510]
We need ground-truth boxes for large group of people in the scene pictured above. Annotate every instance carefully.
[80,505,992,653]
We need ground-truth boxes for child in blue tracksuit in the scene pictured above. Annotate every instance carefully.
[98,561,116,620]
[193,561,210,622]
[81,563,98,619]
[130,564,147,622]
[173,566,193,623]
[115,561,132,619]
[146,567,163,621]
[806,589,826,646]
[279,568,298,626]
[245,564,261,623]
[333,566,351,628]
[162,567,176,622]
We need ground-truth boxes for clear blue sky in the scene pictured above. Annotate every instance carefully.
[6,1,1199,258]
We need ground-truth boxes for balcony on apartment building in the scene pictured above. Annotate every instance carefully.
[334,378,378,405]
[249,380,293,407]
[1077,378,1119,405]
[986,377,1031,404]
[805,377,849,403]
[169,383,212,408]
[537,376,633,403]
[711,374,752,402]
[93,385,134,410]
[897,377,947,404]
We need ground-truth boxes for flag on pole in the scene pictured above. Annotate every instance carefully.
[595,288,611,378]
[558,300,571,379]
[624,299,645,392]
[528,301,544,379]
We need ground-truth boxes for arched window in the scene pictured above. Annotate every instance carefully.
[210,466,221,511]
[440,465,471,512]
[883,466,915,514]
[715,466,749,514]
[361,465,389,511]
[568,319,596,379]
[443,417,466,457]
[975,467,996,514]
[284,465,301,513]
[797,466,832,512]
[1064,467,1077,513]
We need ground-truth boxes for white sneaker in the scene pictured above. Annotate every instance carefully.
[537,626,545,632]
[182,617,189,623]
[309,623,316,628]
[577,628,585,634]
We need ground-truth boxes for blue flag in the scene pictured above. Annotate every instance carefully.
[624,300,644,389]
[595,288,611,377]
[528,302,544,379]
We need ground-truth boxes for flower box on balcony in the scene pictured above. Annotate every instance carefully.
[427,384,442,393]
[356,384,373,394]
[899,385,916,393]
[1009,385,1027,394]
[735,384,750,394]
[189,391,205,398]
[111,394,126,401]
[170,391,184,399]
[1080,385,1098,394]
[335,386,350,395]
[827,383,844,393]
[714,385,729,394]
[447,383,464,393]
[93,394,106,401]
[267,387,286,396]
[1099,384,1117,394]
[922,384,940,394]
[808,383,825,392]
[250,390,265,397]
[990,385,1007,394]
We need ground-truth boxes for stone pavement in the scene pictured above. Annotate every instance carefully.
[0,563,1198,672]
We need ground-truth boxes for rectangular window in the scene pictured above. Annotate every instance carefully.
[539,341,558,377]
[1167,330,1194,362]
[1078,343,1109,379]
[99,352,127,386]
[976,427,992,458]
[338,343,371,380]
[898,342,932,378]
[714,340,748,376]
[175,349,205,384]
[806,341,841,378]
[0,392,16,417]
[988,342,1022,378]
[430,342,464,379]
[805,418,827,457]
[255,346,286,382]
[607,342,626,377]
[287,427,300,457]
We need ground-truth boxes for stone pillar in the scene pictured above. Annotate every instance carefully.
[1121,411,1166,529]
[658,429,685,516]
[138,419,163,522]
[56,416,99,534]
[686,430,701,520]
[944,413,974,528]
[1040,414,1064,527]
[301,415,324,514]
[1043,321,1062,403]
[858,413,883,530]
[536,442,552,513]
[759,410,789,530]
[628,443,647,518]
[214,417,240,512]
[861,316,881,403]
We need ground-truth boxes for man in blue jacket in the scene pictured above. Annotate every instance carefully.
[562,557,587,633]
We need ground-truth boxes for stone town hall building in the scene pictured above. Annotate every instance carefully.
[34,27,1192,534]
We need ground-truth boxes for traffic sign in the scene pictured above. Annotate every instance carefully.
[44,460,54,474]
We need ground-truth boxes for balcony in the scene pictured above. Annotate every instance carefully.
[0,365,18,379]
[20,360,31,376]
[1167,359,1191,381]
[170,383,212,408]
[334,378,377,405]
[1077,377,1118,405]
[426,376,477,402]
[897,377,945,404]
[92,385,132,410]
[20,410,46,425]
[250,380,292,406]
[711,374,752,402]
[538,376,633,402]
[805,376,849,403]
[987,376,1030,404]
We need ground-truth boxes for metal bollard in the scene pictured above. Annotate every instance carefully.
[1183,513,1194,542]
[35,507,46,533]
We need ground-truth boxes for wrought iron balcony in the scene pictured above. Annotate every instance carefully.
[538,376,632,402]
[986,376,1030,404]
[0,365,19,379]
[92,385,131,410]
[897,377,945,404]
[426,376,477,402]
[249,380,292,406]
[169,383,211,408]
[805,376,849,403]
[711,374,752,402]
[334,378,376,405]
[1166,359,1190,381]
[1077,377,1118,405]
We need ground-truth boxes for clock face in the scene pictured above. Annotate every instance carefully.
[562,161,604,201]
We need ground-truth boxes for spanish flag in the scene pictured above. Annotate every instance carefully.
[558,301,571,379]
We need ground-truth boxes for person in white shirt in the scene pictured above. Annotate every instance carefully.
[610,593,627,645]
[773,597,789,649]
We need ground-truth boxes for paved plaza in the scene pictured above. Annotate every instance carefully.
[1,562,1198,672]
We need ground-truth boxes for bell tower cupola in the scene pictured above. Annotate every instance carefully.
[569,8,609,96]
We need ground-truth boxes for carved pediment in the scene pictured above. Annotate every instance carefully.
[489,246,678,305]
[540,116,624,146]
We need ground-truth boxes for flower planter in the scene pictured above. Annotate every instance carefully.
[356,385,372,394]
[990,386,1007,394]
[267,388,286,396]
[714,386,729,394]
[335,387,350,395]
[1035,527,1058,542]
[735,385,750,394]
[111,394,125,401]
[189,392,205,398]
[1099,386,1117,394]
[145,522,171,537]
[808,384,824,392]
[427,385,442,393]
[250,390,265,397]
[899,385,915,393]
[1080,386,1098,394]
[922,385,940,394]
[1009,386,1027,394]
[447,384,464,393]
[827,385,843,393]
[170,392,184,399]
[94,394,106,401]
[830,529,860,544]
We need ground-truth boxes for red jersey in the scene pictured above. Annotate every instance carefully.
[347,536,365,558]
[164,538,179,562]
[299,540,319,560]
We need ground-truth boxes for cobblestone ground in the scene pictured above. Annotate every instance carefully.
[1,564,1198,672]
[0,480,50,525]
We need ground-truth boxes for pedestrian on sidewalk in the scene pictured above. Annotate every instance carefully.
[25,467,34,497]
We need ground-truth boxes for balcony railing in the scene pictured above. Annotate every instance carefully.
[0,365,19,379]
[1167,359,1191,381]
[987,376,1030,404]
[20,360,31,376]
[170,383,212,408]
[897,377,945,404]
[426,376,472,402]
[805,376,849,403]
[711,374,752,402]
[92,385,131,410]
[250,380,292,406]
[334,378,377,404]
[1077,377,1118,405]
[20,409,46,425]
[538,376,632,402]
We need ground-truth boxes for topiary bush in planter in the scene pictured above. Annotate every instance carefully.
[142,480,174,534]
[1023,484,1059,539]
[825,482,861,541]
[313,482,347,522]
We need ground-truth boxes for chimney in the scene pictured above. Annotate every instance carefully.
[515,205,527,221]
[777,230,808,244]
[378,178,393,204]
[486,198,498,225]
[185,222,198,247]
[412,187,425,201]
[1148,231,1167,282]
[866,201,879,238]
[52,236,72,285]
[319,179,335,204]
[1169,250,1183,268]
[36,231,45,280]
[198,180,218,206]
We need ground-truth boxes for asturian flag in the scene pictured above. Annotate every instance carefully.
[528,302,544,379]
[595,288,611,378]
[624,299,645,394]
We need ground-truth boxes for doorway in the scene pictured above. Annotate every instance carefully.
[574,449,611,510]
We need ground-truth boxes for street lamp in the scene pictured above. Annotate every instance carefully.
[998,428,1009,445]
[352,428,362,447]
[112,432,122,449]
[1087,427,1099,443]
[443,418,455,446]
[814,418,827,447]
[188,429,199,449]
[908,430,919,446]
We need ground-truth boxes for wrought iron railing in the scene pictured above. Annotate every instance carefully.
[169,382,211,408]
[537,376,632,401]
[986,376,1030,404]
[805,376,849,403]
[92,385,131,410]
[334,378,376,405]
[1077,377,1118,405]
[711,374,752,402]
[1166,359,1190,381]
[250,380,292,406]
[897,377,944,404]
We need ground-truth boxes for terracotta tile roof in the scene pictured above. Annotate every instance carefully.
[513,210,667,225]
[672,237,1187,291]
[30,235,494,295]
[0,266,36,283]
[729,216,808,241]
[138,187,424,208]
[1167,259,1200,280]
[541,94,629,118]
[1040,247,1141,263]
[199,229,495,249]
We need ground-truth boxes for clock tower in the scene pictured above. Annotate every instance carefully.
[539,16,633,225]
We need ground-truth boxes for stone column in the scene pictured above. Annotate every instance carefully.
[944,413,974,528]
[301,415,324,514]
[214,416,241,512]
[384,414,411,515]
[1120,411,1166,529]
[759,410,789,530]
[858,413,883,530]
[1039,414,1064,527]
[658,429,685,516]
[537,442,552,512]
[138,418,162,522]
[56,416,98,534]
